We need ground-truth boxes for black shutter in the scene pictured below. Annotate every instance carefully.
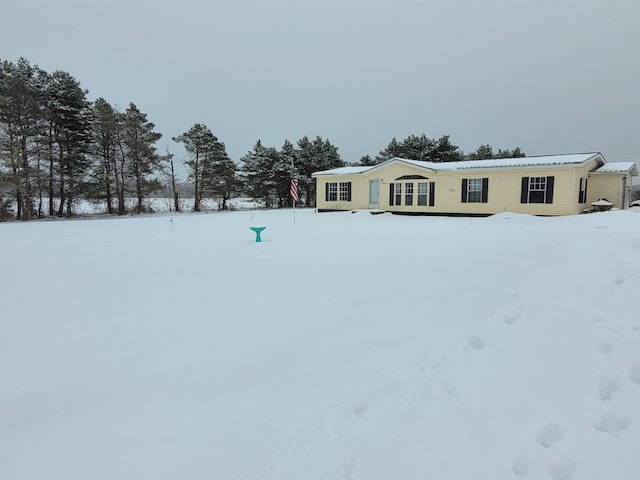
[347,182,352,201]
[325,183,330,201]
[481,178,489,203]
[521,177,529,203]
[578,178,584,203]
[461,179,468,203]
[429,182,435,206]
[389,183,395,206]
[583,178,588,204]
[545,176,554,204]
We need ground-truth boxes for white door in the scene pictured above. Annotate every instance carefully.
[369,179,380,208]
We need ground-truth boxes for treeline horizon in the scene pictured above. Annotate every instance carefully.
[1,57,525,221]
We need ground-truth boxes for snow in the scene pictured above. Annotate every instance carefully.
[594,162,638,174]
[402,153,600,171]
[313,166,372,176]
[1,208,640,480]
[592,199,614,206]
[313,154,603,177]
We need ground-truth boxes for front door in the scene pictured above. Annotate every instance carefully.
[369,179,380,208]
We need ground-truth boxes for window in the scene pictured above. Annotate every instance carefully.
[521,176,554,204]
[339,182,352,201]
[417,182,428,206]
[528,177,546,203]
[391,181,435,207]
[468,179,482,202]
[405,182,414,206]
[578,177,588,203]
[326,182,337,201]
[461,178,488,203]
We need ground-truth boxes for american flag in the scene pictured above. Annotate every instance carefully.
[290,171,299,202]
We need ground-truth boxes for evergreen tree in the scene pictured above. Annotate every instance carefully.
[159,148,181,212]
[376,134,463,163]
[431,135,463,162]
[467,144,495,160]
[358,154,376,166]
[89,98,120,214]
[240,140,279,207]
[173,123,219,212]
[376,134,436,162]
[206,139,236,210]
[496,147,525,158]
[44,70,92,216]
[296,135,343,208]
[466,144,526,160]
[122,103,162,213]
[0,58,45,220]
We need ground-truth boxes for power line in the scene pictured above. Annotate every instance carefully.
[606,152,640,157]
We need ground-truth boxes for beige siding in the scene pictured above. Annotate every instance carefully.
[314,157,629,216]
[588,173,633,209]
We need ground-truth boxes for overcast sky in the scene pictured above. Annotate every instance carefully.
[1,0,639,175]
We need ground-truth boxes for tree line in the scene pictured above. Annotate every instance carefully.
[0,57,524,221]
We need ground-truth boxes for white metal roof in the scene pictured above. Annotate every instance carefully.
[312,166,371,176]
[312,153,604,177]
[592,162,638,174]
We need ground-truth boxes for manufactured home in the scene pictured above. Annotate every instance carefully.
[312,153,638,216]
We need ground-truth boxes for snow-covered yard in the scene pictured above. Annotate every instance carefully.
[1,208,639,480]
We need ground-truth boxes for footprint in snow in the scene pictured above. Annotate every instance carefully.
[536,422,565,448]
[512,457,535,476]
[612,274,628,286]
[547,458,576,480]
[501,303,523,325]
[597,378,619,401]
[468,336,485,350]
[595,339,614,355]
[630,363,640,386]
[320,457,355,480]
[593,413,631,434]
[323,373,414,440]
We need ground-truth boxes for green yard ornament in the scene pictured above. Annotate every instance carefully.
[250,226,266,242]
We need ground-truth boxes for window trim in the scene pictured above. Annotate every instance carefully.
[326,182,338,202]
[461,178,489,203]
[395,182,402,206]
[417,182,428,206]
[339,182,352,202]
[521,176,554,204]
[405,182,414,206]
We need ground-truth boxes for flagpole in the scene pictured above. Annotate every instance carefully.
[290,159,298,227]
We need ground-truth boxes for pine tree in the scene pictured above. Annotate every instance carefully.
[297,136,343,207]
[173,123,227,212]
[122,103,162,213]
[89,98,120,214]
[240,140,279,208]
[45,70,92,216]
[207,141,236,210]
[159,148,181,212]
[431,135,463,162]
[376,134,436,162]
[0,58,44,220]
[466,145,526,160]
